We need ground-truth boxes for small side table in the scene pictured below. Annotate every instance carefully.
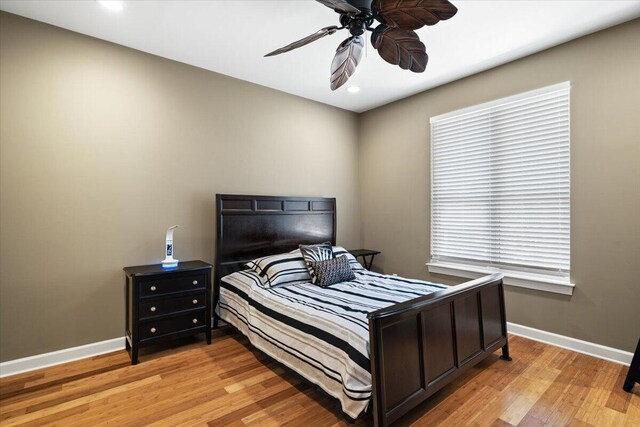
[123,260,212,365]
[623,337,640,392]
[348,249,381,270]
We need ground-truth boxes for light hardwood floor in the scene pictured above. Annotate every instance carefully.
[1,329,638,426]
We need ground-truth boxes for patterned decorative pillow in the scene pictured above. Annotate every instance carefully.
[245,250,310,288]
[332,246,365,271]
[309,255,356,287]
[299,242,335,284]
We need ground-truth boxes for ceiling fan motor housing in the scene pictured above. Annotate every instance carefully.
[346,0,372,12]
[348,18,367,36]
[339,7,375,37]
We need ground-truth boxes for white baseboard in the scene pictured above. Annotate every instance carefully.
[0,323,633,378]
[507,322,633,366]
[0,337,125,378]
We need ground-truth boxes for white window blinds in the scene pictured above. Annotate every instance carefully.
[430,82,570,280]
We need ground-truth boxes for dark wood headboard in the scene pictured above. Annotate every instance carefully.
[214,194,336,283]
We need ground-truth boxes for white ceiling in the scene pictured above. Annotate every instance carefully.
[1,1,639,112]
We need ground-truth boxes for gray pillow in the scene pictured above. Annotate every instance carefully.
[309,255,356,287]
[299,242,334,284]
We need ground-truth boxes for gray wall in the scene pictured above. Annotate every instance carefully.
[358,19,640,352]
[0,12,361,362]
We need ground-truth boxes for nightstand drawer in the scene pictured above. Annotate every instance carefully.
[139,310,206,341]
[140,293,206,319]
[139,273,206,298]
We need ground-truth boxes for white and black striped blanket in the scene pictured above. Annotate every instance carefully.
[217,268,446,419]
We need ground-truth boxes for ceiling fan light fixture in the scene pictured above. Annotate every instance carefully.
[96,1,124,12]
[265,0,458,90]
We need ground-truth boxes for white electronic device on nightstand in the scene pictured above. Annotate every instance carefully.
[162,225,179,268]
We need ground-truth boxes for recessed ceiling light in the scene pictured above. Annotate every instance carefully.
[347,86,360,94]
[97,1,124,12]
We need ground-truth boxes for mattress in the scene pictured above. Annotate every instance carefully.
[217,268,446,419]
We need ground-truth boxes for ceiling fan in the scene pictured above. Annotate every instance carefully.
[265,0,458,91]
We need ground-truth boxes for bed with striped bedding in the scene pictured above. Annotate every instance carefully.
[217,268,446,419]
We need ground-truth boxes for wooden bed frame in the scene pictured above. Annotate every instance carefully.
[213,194,511,426]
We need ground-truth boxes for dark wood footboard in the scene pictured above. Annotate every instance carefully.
[368,274,509,426]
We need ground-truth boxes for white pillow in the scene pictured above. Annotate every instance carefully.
[245,250,310,288]
[332,246,365,271]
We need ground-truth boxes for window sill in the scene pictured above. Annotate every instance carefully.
[426,262,575,296]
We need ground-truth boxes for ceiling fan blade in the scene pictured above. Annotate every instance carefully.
[316,0,361,15]
[372,0,458,31]
[330,36,364,91]
[371,25,428,72]
[265,26,339,57]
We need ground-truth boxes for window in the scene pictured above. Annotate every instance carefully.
[428,82,573,295]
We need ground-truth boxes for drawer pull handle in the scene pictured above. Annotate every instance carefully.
[192,299,198,305]
[150,285,157,291]
[150,306,156,312]
[150,327,157,333]
[192,280,198,285]
[192,318,198,324]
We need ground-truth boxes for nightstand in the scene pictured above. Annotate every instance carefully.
[348,249,381,270]
[123,260,212,364]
